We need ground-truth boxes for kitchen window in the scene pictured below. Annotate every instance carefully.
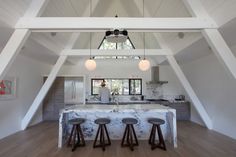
[91,78,142,95]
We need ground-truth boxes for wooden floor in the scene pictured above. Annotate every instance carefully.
[0,121,236,157]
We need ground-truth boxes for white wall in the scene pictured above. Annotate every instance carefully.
[182,53,236,139]
[0,54,50,139]
[59,59,185,99]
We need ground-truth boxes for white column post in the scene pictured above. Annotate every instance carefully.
[21,56,67,130]
[166,55,212,129]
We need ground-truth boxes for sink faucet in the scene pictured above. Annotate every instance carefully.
[114,97,119,106]
[112,96,119,112]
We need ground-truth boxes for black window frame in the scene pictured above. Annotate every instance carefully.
[91,78,142,95]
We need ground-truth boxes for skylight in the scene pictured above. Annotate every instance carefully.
[98,37,135,50]
[96,36,138,59]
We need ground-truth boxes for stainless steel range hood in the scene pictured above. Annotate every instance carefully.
[146,66,168,85]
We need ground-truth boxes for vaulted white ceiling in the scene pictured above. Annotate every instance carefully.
[0,0,236,65]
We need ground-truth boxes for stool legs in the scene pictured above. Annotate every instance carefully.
[121,124,138,151]
[149,124,166,151]
[67,124,85,152]
[93,124,111,151]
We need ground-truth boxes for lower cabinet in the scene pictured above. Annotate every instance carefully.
[168,102,190,121]
[149,101,191,120]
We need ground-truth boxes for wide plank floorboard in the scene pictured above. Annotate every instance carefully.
[0,121,236,157]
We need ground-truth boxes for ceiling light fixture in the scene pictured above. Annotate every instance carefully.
[139,32,150,71]
[139,0,150,71]
[85,0,96,71]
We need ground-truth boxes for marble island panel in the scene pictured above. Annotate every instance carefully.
[58,104,177,148]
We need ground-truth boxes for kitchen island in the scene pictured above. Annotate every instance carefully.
[58,104,177,148]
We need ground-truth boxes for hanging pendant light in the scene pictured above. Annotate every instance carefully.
[85,58,96,71]
[139,0,150,71]
[139,32,150,71]
[139,58,150,71]
[85,0,96,71]
[85,32,96,71]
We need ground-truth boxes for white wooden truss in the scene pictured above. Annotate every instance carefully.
[0,0,236,130]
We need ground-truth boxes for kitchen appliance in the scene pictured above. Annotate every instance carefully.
[146,66,168,85]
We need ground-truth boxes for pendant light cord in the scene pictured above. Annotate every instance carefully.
[90,0,92,59]
[143,0,146,60]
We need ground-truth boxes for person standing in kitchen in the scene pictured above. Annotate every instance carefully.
[99,81,110,104]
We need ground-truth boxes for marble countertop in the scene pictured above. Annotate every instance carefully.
[62,104,174,113]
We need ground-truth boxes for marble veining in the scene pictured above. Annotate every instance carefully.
[58,104,177,148]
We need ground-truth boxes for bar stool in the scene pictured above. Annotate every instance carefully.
[67,118,86,151]
[93,118,111,151]
[148,118,166,150]
[121,118,139,151]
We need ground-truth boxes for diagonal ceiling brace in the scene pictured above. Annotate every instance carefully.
[131,0,212,129]
[166,55,212,129]
[182,0,236,80]
[21,0,101,129]
[0,0,49,80]
[21,56,67,130]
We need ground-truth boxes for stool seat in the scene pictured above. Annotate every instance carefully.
[122,118,138,125]
[68,118,86,125]
[148,118,165,125]
[95,118,111,125]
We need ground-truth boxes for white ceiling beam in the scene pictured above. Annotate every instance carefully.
[61,49,172,56]
[183,0,236,80]
[22,56,67,130]
[166,55,212,129]
[0,0,49,80]
[16,17,217,31]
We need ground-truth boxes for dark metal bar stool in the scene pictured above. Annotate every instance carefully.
[121,118,139,151]
[148,118,166,150]
[67,118,86,151]
[93,118,111,151]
